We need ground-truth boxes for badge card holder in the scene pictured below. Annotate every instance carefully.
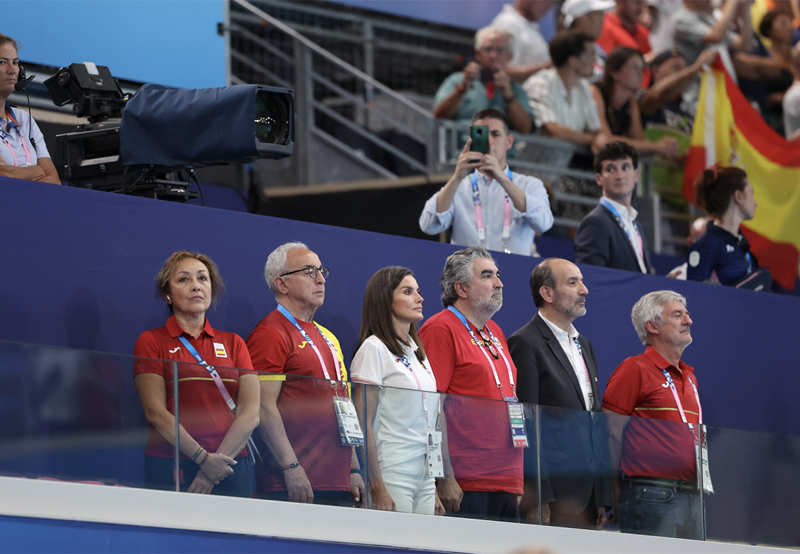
[426,430,444,479]
[506,398,528,448]
[277,305,365,447]
[697,424,714,494]
[333,393,364,447]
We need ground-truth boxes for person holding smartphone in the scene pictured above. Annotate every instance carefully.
[419,108,553,256]
[433,26,536,134]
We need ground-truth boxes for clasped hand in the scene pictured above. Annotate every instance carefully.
[454,139,503,181]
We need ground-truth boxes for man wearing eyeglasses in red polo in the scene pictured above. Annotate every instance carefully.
[420,247,524,523]
[247,241,365,507]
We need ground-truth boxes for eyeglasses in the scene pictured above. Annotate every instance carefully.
[279,265,330,280]
[478,45,508,55]
[476,327,499,359]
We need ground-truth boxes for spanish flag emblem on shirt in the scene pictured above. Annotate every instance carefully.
[683,57,800,290]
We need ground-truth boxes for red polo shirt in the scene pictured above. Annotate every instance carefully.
[603,346,700,482]
[420,309,523,495]
[597,12,652,86]
[247,309,351,493]
[133,316,255,458]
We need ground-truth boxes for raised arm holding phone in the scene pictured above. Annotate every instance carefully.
[419,109,552,256]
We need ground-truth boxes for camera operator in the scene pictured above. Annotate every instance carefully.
[433,26,536,134]
[0,34,60,185]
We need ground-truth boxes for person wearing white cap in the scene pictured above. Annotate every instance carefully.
[640,0,683,53]
[561,0,616,81]
[562,0,615,31]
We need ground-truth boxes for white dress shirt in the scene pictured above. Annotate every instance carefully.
[538,312,593,410]
[603,197,647,273]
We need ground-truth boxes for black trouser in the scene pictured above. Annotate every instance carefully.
[144,455,255,498]
[454,491,520,523]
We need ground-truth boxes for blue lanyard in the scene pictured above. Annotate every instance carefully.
[740,238,753,273]
[600,198,644,261]
[447,306,516,397]
[600,198,634,235]
[177,335,237,412]
[277,304,342,381]
[177,334,261,462]
[0,107,32,167]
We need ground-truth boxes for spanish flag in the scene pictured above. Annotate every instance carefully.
[683,57,800,290]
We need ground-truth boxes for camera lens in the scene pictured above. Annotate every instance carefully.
[255,90,290,145]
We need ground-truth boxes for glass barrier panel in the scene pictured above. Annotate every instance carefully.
[0,340,150,489]
[353,380,443,516]
[535,404,613,530]
[251,372,363,507]
[602,409,704,540]
[3,338,799,549]
[703,423,800,547]
[160,360,259,497]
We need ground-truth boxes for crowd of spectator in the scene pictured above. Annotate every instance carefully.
[436,0,800,143]
[423,0,796,292]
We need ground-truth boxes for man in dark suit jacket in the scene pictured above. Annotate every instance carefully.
[574,141,653,273]
[508,257,612,529]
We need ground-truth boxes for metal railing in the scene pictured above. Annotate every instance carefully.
[229,0,472,95]
[225,0,690,256]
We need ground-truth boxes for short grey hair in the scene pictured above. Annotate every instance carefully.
[441,247,494,307]
[631,290,687,345]
[474,25,512,51]
[264,241,309,296]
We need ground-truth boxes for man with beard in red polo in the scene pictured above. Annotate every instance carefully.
[420,247,524,522]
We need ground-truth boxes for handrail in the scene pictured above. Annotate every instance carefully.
[232,0,432,119]
[314,103,429,174]
[249,0,474,44]
[311,72,426,142]
[230,12,465,63]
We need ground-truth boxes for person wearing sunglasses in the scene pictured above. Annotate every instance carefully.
[134,250,259,497]
[419,247,523,523]
[247,242,365,506]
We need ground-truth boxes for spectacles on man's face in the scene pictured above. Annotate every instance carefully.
[477,327,500,359]
[279,265,330,280]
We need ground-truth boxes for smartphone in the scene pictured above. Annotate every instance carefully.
[470,125,489,154]
[479,67,496,84]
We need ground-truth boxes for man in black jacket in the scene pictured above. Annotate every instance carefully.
[508,257,611,529]
[574,141,653,273]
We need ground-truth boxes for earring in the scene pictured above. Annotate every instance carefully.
[166,295,172,303]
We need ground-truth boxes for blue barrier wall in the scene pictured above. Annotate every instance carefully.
[1,178,799,545]
[0,177,796,436]
[0,516,434,553]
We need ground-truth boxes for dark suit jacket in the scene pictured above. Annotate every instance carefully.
[508,314,612,511]
[574,203,653,273]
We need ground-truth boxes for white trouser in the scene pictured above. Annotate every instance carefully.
[380,454,435,515]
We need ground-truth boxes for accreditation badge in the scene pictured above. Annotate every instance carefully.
[697,424,714,494]
[506,400,528,448]
[332,396,364,447]
[425,430,444,479]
